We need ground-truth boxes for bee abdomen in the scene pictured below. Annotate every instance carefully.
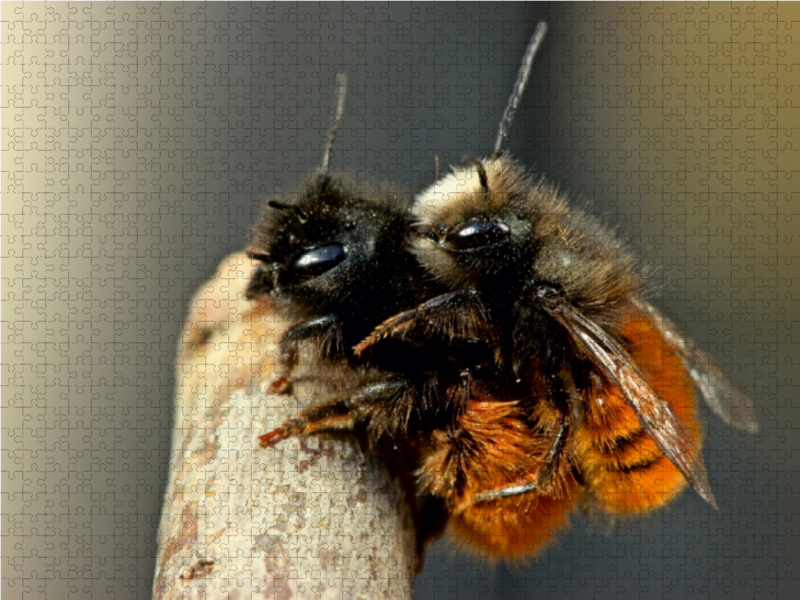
[577,310,703,513]
[597,428,663,470]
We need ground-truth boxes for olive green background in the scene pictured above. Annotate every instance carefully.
[3,3,798,598]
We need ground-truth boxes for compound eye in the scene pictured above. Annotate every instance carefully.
[443,220,510,251]
[287,243,346,282]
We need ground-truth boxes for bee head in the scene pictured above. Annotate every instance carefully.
[411,155,538,290]
[412,155,644,316]
[247,173,414,315]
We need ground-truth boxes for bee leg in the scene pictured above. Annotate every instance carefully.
[272,315,343,393]
[354,290,497,359]
[531,418,571,491]
[455,420,570,512]
[280,314,342,366]
[259,399,359,448]
[259,381,412,448]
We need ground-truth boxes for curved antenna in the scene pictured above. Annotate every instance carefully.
[320,73,348,172]
[493,22,547,157]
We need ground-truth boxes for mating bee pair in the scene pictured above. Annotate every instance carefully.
[246,23,757,558]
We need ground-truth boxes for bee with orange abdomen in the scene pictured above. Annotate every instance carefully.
[354,23,759,555]
[249,23,758,561]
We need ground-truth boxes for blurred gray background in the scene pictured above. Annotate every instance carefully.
[3,2,798,598]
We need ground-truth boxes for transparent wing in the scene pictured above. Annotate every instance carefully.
[542,300,717,509]
[634,300,758,434]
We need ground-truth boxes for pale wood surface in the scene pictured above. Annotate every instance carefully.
[153,252,415,599]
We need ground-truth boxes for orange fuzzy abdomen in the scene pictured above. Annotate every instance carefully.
[417,397,580,557]
[417,308,701,556]
[450,482,579,558]
[574,309,702,513]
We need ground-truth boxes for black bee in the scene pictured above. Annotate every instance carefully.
[245,74,484,561]
[245,76,477,443]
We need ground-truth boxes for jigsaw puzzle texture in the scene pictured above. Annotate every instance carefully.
[3,3,799,599]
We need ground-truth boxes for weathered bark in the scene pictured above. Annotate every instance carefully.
[154,253,416,599]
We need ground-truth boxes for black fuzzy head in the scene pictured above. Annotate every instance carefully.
[247,173,429,326]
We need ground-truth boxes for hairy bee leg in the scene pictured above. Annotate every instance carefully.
[532,418,571,487]
[268,377,292,395]
[272,315,343,392]
[259,381,411,448]
[353,289,497,358]
[455,421,570,512]
[259,406,355,448]
[280,314,342,366]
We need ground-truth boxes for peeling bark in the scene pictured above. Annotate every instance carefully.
[154,253,416,599]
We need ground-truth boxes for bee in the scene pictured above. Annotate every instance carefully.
[245,74,462,559]
[249,23,758,560]
[245,75,464,439]
[355,23,759,554]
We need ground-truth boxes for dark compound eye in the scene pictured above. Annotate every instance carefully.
[535,284,562,302]
[285,243,346,283]
[442,220,510,251]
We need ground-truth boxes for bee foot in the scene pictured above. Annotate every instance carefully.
[259,428,289,448]
[268,377,292,395]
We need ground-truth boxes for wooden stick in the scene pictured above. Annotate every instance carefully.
[154,252,415,599]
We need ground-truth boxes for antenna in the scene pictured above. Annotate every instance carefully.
[320,73,348,172]
[493,22,547,157]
